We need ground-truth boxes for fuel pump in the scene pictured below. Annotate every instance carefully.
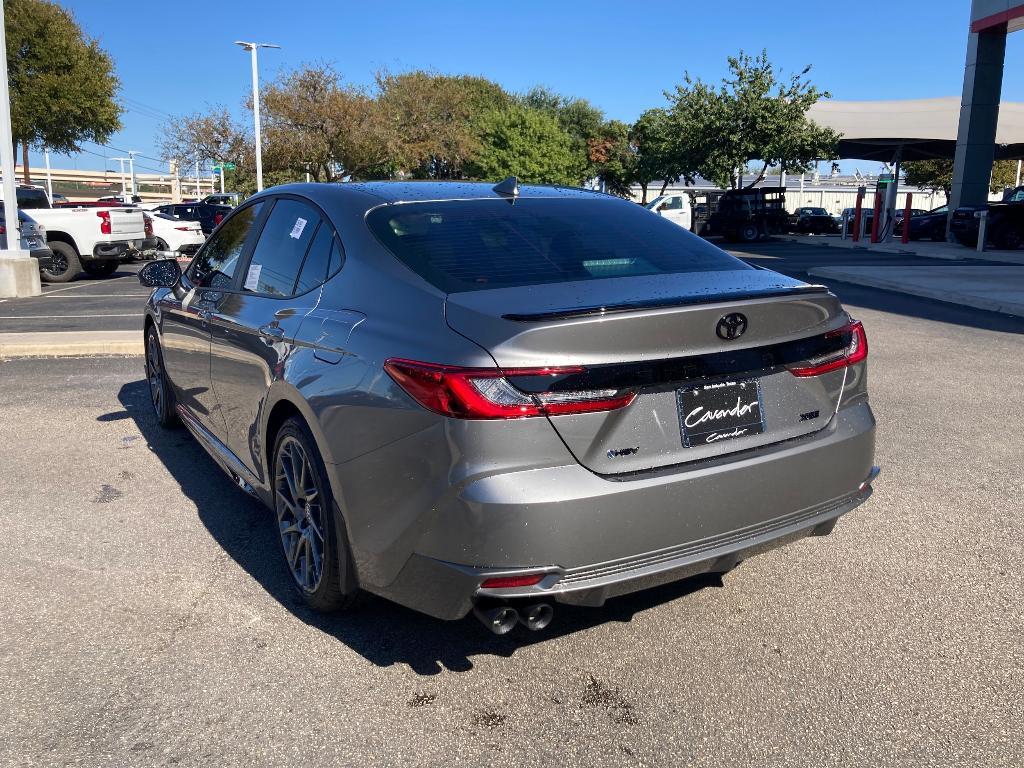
[870,172,897,242]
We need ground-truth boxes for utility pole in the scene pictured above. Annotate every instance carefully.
[127,151,137,197]
[0,0,41,297]
[43,148,53,202]
[235,41,280,192]
[111,157,128,196]
[219,165,225,193]
[194,158,201,198]
[1017,159,1022,188]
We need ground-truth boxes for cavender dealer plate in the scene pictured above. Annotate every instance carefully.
[677,379,766,447]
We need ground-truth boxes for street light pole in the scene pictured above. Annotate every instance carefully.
[127,151,137,197]
[44,148,53,202]
[0,0,41,297]
[235,41,280,193]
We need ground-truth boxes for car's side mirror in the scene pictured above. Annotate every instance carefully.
[139,258,182,288]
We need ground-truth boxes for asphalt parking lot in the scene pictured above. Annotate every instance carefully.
[0,262,148,333]
[1,243,1022,766]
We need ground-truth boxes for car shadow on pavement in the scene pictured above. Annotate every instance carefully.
[115,379,724,676]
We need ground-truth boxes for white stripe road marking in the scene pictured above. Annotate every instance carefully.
[41,275,136,295]
[0,313,142,318]
[43,294,153,298]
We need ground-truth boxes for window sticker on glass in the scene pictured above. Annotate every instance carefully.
[244,263,262,291]
[289,217,308,239]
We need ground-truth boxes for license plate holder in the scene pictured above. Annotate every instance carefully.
[677,378,766,448]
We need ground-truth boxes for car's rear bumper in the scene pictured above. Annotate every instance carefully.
[355,401,876,620]
[29,246,53,271]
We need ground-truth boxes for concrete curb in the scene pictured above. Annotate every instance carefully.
[782,235,1024,265]
[808,266,1024,318]
[0,331,143,360]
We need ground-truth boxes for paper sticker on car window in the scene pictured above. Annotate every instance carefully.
[289,218,307,239]
[244,263,262,291]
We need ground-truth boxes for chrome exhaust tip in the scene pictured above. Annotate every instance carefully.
[859,465,881,492]
[518,603,554,631]
[473,605,519,635]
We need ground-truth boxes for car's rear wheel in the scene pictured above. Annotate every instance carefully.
[739,223,760,242]
[81,260,119,278]
[41,240,81,283]
[146,326,179,428]
[273,418,359,612]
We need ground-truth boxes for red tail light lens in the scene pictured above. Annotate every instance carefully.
[96,210,111,234]
[143,214,154,239]
[480,574,545,589]
[788,320,868,377]
[0,224,5,235]
[214,213,224,226]
[383,358,636,419]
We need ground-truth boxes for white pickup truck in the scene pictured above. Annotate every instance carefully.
[8,186,154,282]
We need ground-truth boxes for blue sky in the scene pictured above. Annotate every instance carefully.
[36,0,1024,176]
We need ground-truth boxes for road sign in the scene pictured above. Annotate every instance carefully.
[212,163,237,171]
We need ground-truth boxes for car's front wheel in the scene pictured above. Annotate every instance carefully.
[273,417,359,612]
[146,326,179,428]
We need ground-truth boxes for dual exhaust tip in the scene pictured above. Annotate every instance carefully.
[473,602,554,635]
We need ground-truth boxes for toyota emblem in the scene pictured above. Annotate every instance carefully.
[716,313,748,340]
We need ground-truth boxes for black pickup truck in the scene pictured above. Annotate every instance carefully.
[950,186,1024,249]
[703,187,789,242]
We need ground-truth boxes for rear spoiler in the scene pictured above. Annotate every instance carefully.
[501,284,831,322]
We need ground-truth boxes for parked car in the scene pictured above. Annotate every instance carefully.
[201,192,242,207]
[143,211,205,256]
[97,194,143,205]
[706,187,789,242]
[0,206,54,273]
[138,181,878,633]
[1,184,153,282]
[153,201,232,235]
[644,193,692,231]
[950,186,1024,249]
[789,206,837,234]
[895,205,948,241]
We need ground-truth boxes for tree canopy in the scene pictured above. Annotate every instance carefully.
[6,0,121,180]
[903,158,1021,197]
[665,50,838,189]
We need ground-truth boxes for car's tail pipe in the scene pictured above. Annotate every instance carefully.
[518,603,554,631]
[472,604,519,635]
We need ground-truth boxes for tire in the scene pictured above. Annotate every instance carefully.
[41,240,82,283]
[272,417,359,612]
[992,224,1023,251]
[81,260,119,278]
[955,234,978,248]
[155,238,170,258]
[145,325,179,429]
[739,223,759,242]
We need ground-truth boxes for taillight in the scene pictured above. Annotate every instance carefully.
[0,224,5,235]
[96,210,111,234]
[143,214,154,239]
[383,358,636,419]
[174,226,192,231]
[214,213,224,226]
[788,320,868,377]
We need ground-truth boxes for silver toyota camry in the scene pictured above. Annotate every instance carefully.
[139,180,878,634]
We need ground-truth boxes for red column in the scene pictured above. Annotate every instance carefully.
[869,194,882,243]
[852,191,864,242]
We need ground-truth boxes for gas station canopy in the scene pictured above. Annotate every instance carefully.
[808,97,1024,161]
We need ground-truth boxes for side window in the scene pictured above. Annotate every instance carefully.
[327,238,342,276]
[243,198,322,297]
[663,196,683,210]
[294,223,334,295]
[189,202,264,289]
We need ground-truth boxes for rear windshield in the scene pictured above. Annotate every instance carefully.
[366,198,750,293]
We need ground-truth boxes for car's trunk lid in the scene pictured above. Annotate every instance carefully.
[445,269,850,474]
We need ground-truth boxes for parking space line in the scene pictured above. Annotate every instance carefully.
[0,313,142,319]
[41,276,136,295]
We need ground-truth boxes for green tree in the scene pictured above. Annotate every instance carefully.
[377,71,510,179]
[903,158,1021,197]
[520,86,603,182]
[463,103,580,185]
[666,50,838,189]
[260,64,394,181]
[6,0,121,182]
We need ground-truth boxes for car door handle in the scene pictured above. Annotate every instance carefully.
[258,324,285,342]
